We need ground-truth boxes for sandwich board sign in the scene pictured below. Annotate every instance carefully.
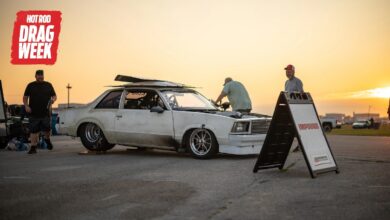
[0,80,7,141]
[253,92,339,178]
[0,81,6,122]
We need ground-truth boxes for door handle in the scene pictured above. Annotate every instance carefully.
[116,115,123,118]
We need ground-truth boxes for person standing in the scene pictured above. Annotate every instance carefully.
[369,117,375,129]
[284,64,304,93]
[23,70,57,154]
[215,77,252,114]
[284,64,304,152]
[388,98,390,120]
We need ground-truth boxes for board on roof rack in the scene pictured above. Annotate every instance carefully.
[112,75,191,88]
[115,75,161,83]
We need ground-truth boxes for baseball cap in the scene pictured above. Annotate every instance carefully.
[284,64,295,71]
[36,69,44,75]
[223,77,232,86]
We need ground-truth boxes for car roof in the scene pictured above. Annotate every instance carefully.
[107,87,197,93]
[109,75,194,88]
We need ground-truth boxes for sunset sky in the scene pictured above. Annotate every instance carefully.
[0,0,389,116]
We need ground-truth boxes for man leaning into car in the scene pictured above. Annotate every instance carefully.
[23,70,57,154]
[215,77,252,114]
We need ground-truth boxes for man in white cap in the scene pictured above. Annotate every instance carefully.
[284,64,304,93]
[215,77,252,114]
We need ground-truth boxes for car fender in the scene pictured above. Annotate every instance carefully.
[75,117,114,142]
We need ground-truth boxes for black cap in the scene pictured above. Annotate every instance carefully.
[36,70,44,75]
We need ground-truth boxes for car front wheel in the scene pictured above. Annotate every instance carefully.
[79,123,115,151]
[187,128,218,159]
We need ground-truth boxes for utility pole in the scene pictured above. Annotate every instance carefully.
[367,105,371,119]
[66,83,72,108]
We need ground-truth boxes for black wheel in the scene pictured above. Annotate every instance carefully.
[0,137,8,149]
[187,128,218,159]
[79,123,115,151]
[323,124,332,132]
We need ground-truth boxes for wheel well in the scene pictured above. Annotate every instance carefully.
[77,122,89,137]
[322,122,332,127]
[76,122,112,145]
[181,128,195,149]
[181,128,219,150]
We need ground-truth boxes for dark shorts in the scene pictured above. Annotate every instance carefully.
[29,116,51,133]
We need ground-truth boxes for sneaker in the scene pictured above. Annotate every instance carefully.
[28,145,37,154]
[45,139,53,150]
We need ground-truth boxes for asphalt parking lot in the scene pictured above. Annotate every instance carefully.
[0,135,389,220]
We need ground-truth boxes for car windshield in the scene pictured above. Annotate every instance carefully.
[161,90,217,110]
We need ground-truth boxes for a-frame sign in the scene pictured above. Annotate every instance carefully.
[253,92,339,178]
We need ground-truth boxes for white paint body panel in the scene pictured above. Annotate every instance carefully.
[59,88,269,155]
[289,104,337,171]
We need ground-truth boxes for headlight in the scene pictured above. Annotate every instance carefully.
[231,121,250,133]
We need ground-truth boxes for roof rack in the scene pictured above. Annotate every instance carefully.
[115,75,162,83]
[112,75,192,88]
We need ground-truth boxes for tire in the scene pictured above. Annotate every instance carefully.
[79,123,115,151]
[0,137,8,149]
[323,124,332,132]
[187,128,218,159]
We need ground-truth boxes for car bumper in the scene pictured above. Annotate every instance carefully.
[219,134,266,155]
[58,125,77,136]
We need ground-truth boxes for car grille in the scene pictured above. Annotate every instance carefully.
[251,120,270,134]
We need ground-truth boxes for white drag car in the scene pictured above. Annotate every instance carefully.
[58,75,271,159]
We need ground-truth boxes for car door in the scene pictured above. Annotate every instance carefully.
[91,89,123,143]
[114,89,175,148]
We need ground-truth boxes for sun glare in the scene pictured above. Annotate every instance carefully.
[351,87,390,99]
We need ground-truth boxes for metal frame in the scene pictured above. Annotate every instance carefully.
[253,92,339,178]
[0,80,8,142]
[0,80,6,123]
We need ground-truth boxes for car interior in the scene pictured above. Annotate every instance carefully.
[124,90,166,110]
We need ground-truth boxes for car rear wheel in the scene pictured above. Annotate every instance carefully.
[79,123,115,151]
[187,128,218,159]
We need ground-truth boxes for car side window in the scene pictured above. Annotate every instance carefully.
[124,90,166,110]
[95,90,122,109]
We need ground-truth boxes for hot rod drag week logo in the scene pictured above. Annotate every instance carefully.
[11,11,62,65]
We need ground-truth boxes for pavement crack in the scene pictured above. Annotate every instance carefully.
[340,157,390,164]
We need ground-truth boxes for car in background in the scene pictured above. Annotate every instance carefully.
[320,117,341,132]
[352,120,370,129]
[335,120,342,129]
[58,75,271,159]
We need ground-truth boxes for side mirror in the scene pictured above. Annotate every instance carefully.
[150,106,165,113]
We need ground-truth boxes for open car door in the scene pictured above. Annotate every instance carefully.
[0,80,8,148]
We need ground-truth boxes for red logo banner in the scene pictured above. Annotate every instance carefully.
[11,10,62,65]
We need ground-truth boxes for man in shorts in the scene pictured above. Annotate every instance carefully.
[23,70,57,154]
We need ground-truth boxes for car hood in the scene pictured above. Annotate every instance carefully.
[214,111,271,119]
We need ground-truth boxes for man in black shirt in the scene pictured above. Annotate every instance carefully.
[23,70,57,154]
